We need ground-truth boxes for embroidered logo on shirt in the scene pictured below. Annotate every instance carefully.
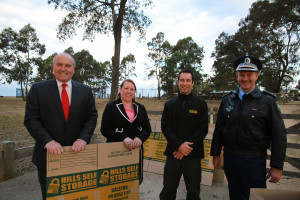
[189,110,198,114]
[276,101,281,112]
[226,106,233,112]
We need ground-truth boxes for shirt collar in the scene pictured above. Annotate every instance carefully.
[178,91,193,100]
[56,80,72,88]
[238,87,255,100]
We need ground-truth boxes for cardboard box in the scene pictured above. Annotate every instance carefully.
[250,188,300,200]
[46,142,139,200]
[212,168,226,183]
[143,132,220,186]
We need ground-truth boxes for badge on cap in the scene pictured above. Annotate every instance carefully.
[234,56,262,72]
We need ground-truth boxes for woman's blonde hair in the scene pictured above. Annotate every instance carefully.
[117,79,137,100]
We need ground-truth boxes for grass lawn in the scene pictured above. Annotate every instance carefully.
[1,96,297,149]
[0,97,221,148]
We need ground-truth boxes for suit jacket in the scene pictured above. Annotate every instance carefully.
[101,98,151,143]
[24,79,98,169]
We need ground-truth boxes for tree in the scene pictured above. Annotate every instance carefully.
[73,49,98,85]
[34,47,76,82]
[162,36,205,97]
[238,0,300,92]
[161,57,177,98]
[48,0,153,101]
[211,0,299,93]
[147,32,172,99]
[73,49,108,96]
[211,32,241,92]
[199,74,214,95]
[96,61,112,98]
[34,53,56,82]
[119,53,136,81]
[0,27,18,82]
[0,24,45,100]
[281,75,294,93]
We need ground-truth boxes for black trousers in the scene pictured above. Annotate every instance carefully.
[160,156,202,200]
[37,166,47,200]
[223,154,267,200]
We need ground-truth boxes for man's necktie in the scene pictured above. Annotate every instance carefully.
[61,84,69,121]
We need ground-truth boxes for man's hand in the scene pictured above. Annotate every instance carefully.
[266,167,282,183]
[132,137,142,149]
[71,139,87,152]
[123,137,133,150]
[178,142,193,156]
[173,151,184,160]
[213,155,222,169]
[45,140,64,155]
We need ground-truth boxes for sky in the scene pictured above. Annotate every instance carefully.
[0,0,257,96]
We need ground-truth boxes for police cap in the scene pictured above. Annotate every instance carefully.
[234,56,262,72]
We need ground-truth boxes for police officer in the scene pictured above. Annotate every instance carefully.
[210,56,287,200]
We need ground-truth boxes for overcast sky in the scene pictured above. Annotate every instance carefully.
[0,0,257,96]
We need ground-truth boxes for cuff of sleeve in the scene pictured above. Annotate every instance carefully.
[44,140,54,149]
[77,139,87,145]
[270,162,284,170]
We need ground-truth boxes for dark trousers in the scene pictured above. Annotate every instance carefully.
[37,166,47,200]
[223,154,267,200]
[160,156,202,200]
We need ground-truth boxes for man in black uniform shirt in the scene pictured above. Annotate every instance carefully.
[211,56,287,200]
[159,68,208,200]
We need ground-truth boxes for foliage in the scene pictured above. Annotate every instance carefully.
[48,0,153,101]
[119,53,136,82]
[240,0,300,92]
[97,61,112,97]
[198,74,214,95]
[211,0,300,93]
[73,49,99,84]
[147,32,172,99]
[33,53,56,82]
[163,36,205,97]
[34,47,110,97]
[0,24,45,100]
[211,32,240,91]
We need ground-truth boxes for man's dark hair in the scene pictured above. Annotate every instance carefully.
[178,68,194,82]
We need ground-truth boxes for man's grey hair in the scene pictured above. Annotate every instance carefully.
[53,52,76,67]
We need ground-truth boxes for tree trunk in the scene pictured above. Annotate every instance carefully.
[20,81,25,101]
[275,61,287,93]
[156,71,161,99]
[157,83,161,99]
[109,0,127,102]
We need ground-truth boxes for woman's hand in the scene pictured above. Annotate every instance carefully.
[123,137,133,150]
[132,137,142,149]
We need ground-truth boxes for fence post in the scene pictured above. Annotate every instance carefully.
[0,141,15,180]
[208,107,213,124]
[213,107,219,124]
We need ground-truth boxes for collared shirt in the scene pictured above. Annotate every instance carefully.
[56,80,72,105]
[238,88,255,100]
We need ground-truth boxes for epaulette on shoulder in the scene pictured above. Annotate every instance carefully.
[262,90,277,98]
[222,91,234,98]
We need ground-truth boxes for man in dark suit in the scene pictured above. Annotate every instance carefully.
[24,52,98,200]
